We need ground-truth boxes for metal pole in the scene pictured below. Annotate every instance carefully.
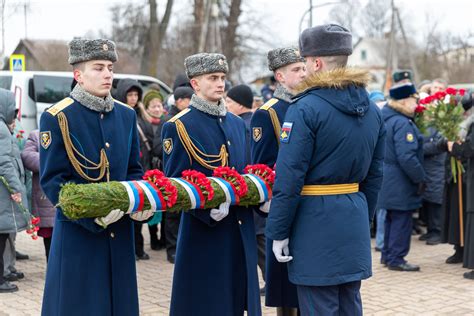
[309,0,313,28]
[24,3,27,38]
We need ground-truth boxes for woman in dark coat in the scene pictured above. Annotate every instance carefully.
[115,78,154,260]
[448,103,474,279]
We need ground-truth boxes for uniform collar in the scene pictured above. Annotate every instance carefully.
[190,94,227,117]
[70,84,115,113]
[273,84,293,103]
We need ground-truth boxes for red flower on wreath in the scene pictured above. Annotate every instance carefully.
[244,164,275,185]
[182,170,215,201]
[213,166,248,197]
[459,89,466,96]
[445,87,457,95]
[143,169,178,208]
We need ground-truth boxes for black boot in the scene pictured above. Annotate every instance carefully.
[446,247,464,264]
[463,271,474,280]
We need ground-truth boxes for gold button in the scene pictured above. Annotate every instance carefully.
[105,142,110,148]
[110,232,115,238]
[238,220,242,225]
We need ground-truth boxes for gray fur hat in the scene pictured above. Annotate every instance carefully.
[184,53,228,79]
[68,38,118,65]
[299,24,353,57]
[267,47,305,71]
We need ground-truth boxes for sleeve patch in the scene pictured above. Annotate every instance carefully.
[406,132,414,143]
[280,122,293,143]
[253,127,262,142]
[40,131,52,149]
[163,138,173,154]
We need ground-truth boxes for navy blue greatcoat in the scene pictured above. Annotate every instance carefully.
[266,69,386,286]
[40,97,143,316]
[250,97,299,308]
[162,105,261,316]
[378,104,425,211]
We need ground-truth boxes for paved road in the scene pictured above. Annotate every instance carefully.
[1,230,473,315]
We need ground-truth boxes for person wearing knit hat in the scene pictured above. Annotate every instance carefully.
[163,53,261,315]
[250,46,306,315]
[39,38,147,316]
[377,82,424,273]
[266,24,386,315]
[226,83,254,165]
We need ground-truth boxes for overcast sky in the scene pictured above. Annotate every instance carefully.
[2,0,473,78]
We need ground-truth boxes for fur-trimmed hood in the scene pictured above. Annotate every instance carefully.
[295,67,371,94]
[386,99,415,118]
[294,67,372,117]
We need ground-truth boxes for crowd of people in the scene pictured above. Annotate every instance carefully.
[0,22,472,316]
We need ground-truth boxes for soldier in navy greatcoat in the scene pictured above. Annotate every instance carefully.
[39,38,153,316]
[162,53,261,316]
[250,47,306,316]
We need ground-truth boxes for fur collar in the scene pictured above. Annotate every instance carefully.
[273,84,293,103]
[70,84,114,113]
[387,99,415,118]
[190,94,227,117]
[295,67,371,94]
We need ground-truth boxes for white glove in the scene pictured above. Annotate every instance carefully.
[210,201,230,222]
[272,238,293,263]
[94,209,124,228]
[259,200,271,213]
[130,209,154,221]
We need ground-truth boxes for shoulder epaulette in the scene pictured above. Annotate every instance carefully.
[169,108,191,123]
[260,98,278,111]
[113,99,133,110]
[46,97,74,116]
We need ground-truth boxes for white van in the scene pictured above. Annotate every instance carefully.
[0,71,172,135]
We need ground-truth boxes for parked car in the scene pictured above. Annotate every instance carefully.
[0,71,172,135]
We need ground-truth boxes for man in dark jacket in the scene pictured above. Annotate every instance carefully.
[152,86,194,264]
[251,47,306,315]
[378,83,425,272]
[420,128,446,245]
[266,24,386,315]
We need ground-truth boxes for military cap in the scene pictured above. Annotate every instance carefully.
[184,53,228,79]
[392,70,413,83]
[389,83,418,100]
[299,24,353,57]
[68,38,118,65]
[267,47,305,71]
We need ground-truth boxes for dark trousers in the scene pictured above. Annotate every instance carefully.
[256,234,266,282]
[423,200,442,237]
[43,237,52,263]
[297,281,362,316]
[0,233,8,284]
[382,210,413,266]
[134,222,145,256]
[165,211,181,256]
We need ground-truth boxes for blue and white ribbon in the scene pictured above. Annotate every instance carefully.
[119,181,138,213]
[244,174,270,203]
[209,177,237,205]
[136,181,156,212]
[172,178,199,209]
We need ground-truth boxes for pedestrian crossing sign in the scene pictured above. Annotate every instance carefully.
[10,54,26,71]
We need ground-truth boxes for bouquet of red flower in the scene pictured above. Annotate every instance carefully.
[0,176,40,240]
[58,164,275,220]
[413,104,428,135]
[419,88,466,180]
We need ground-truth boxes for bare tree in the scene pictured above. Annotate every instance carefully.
[360,0,391,38]
[328,0,360,35]
[140,0,174,77]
